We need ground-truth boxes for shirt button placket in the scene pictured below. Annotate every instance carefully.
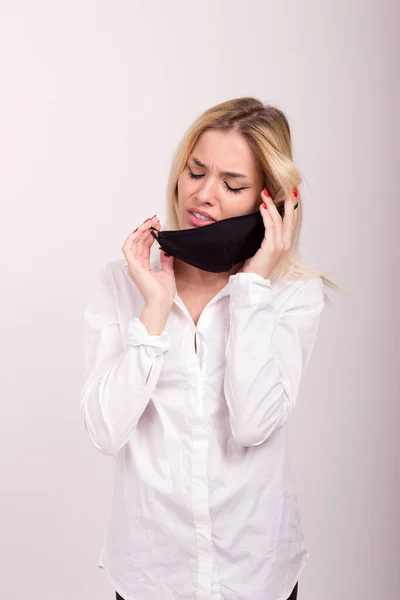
[186,326,213,599]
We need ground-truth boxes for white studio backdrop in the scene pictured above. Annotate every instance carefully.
[0,1,399,599]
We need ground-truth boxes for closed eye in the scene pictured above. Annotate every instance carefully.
[187,167,247,194]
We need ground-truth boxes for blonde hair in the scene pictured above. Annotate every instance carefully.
[164,97,345,304]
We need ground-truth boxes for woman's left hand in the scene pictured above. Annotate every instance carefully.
[241,187,299,279]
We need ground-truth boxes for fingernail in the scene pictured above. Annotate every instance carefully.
[292,187,298,198]
[132,227,138,233]
[262,201,267,209]
[263,187,270,197]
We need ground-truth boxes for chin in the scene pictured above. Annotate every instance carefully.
[179,219,193,231]
[179,212,194,230]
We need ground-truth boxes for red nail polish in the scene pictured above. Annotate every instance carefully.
[293,187,298,198]
[262,201,267,209]
[263,187,270,197]
[132,227,138,233]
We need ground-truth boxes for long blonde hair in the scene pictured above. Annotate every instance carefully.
[164,97,345,303]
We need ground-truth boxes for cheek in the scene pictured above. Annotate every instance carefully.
[176,177,185,209]
[250,194,262,212]
[245,190,262,214]
[221,191,261,218]
[177,175,191,208]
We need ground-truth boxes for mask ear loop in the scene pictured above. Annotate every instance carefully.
[149,226,161,249]
[277,202,298,217]
[150,226,172,257]
[150,226,159,240]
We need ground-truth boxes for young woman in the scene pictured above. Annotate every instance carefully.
[81,97,338,600]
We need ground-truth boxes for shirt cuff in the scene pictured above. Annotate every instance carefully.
[127,317,170,358]
[228,272,274,307]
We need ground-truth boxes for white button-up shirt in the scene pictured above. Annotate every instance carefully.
[80,250,325,600]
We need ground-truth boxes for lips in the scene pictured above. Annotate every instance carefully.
[188,209,216,221]
[188,209,217,228]
[188,209,216,227]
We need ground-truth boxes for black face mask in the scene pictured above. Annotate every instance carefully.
[150,202,298,273]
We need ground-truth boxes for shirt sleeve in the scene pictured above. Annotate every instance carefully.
[224,272,325,447]
[80,263,169,455]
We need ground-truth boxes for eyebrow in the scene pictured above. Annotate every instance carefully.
[191,156,249,179]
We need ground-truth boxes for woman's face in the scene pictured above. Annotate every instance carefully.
[177,129,265,230]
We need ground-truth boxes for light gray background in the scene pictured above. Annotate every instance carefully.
[0,1,399,599]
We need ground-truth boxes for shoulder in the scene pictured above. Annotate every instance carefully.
[272,275,324,312]
[98,258,128,286]
[99,258,138,302]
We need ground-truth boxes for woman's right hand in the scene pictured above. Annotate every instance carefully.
[122,215,176,334]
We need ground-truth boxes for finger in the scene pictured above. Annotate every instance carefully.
[123,215,158,268]
[123,229,152,269]
[140,217,161,269]
[136,229,155,264]
[136,217,158,256]
[138,214,158,234]
[124,228,141,246]
[259,202,277,250]
[159,249,175,274]
[141,229,158,270]
[125,228,151,252]
[282,198,296,249]
[136,232,149,264]
[142,217,160,249]
[123,230,139,261]
[126,215,157,241]
[126,218,156,251]
[261,188,282,227]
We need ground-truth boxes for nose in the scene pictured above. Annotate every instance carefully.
[195,175,218,206]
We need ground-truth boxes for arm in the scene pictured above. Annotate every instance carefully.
[80,263,169,455]
[224,272,325,447]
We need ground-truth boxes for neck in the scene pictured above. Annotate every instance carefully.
[174,259,243,293]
